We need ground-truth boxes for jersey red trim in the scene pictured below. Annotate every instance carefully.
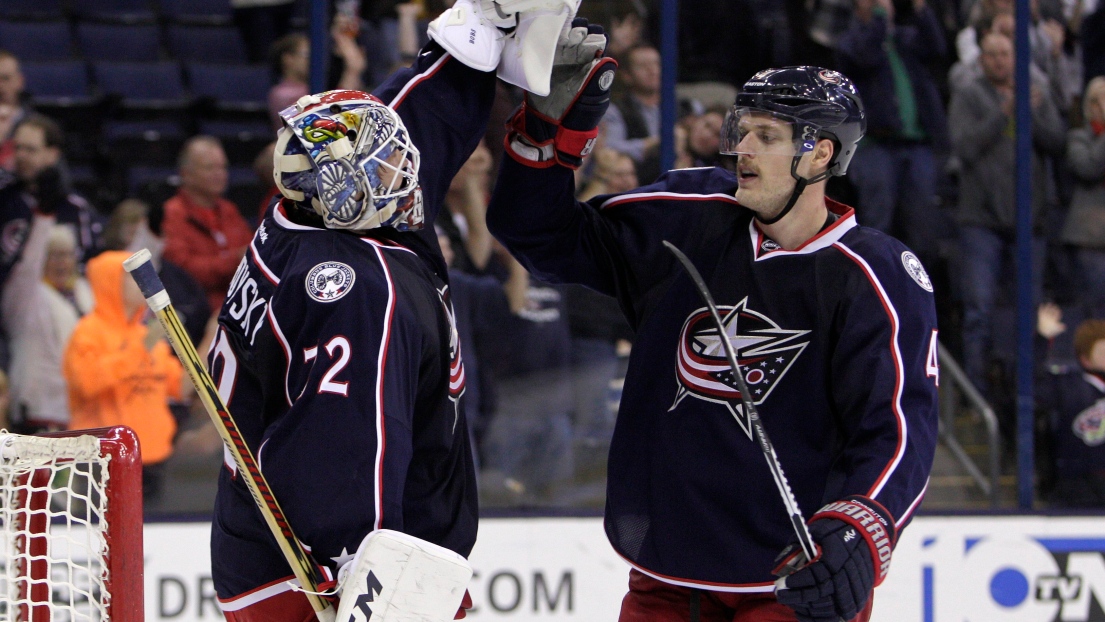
[598,191,741,210]
[613,549,776,593]
[369,243,396,531]
[388,53,451,109]
[832,242,907,504]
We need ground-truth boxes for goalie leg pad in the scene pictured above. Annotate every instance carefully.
[427,0,504,72]
[335,530,473,622]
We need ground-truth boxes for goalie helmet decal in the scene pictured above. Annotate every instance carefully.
[274,90,424,232]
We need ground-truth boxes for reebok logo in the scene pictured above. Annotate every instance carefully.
[844,529,857,542]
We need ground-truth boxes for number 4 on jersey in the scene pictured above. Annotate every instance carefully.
[926,330,939,387]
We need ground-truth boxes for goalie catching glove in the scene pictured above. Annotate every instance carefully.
[333,529,473,622]
[773,496,896,622]
[428,0,578,90]
[504,18,617,170]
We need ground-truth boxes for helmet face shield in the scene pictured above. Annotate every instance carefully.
[720,106,820,160]
[275,90,424,231]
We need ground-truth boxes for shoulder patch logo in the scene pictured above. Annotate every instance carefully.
[901,251,933,292]
[306,261,355,302]
[1073,400,1105,447]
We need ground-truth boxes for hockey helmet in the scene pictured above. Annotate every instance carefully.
[721,67,866,176]
[274,90,424,231]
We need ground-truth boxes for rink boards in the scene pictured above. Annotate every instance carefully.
[6,514,1105,621]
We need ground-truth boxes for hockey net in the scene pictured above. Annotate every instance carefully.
[0,426,143,621]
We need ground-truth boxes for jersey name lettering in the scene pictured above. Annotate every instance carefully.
[226,260,270,345]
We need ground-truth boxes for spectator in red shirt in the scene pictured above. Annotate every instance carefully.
[162,136,254,312]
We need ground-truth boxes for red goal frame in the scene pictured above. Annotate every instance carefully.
[10,425,144,621]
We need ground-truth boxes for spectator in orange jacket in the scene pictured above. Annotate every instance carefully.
[162,136,254,312]
[63,250,187,502]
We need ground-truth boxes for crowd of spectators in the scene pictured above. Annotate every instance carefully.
[3,0,1105,509]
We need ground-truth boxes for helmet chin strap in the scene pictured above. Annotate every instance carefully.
[753,155,833,226]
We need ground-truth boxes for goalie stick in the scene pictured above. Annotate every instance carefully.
[663,240,817,564]
[123,249,336,622]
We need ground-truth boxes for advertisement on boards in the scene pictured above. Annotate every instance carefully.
[8,515,1105,620]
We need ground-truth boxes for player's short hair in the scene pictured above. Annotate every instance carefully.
[1084,76,1105,123]
[270,32,308,74]
[0,49,18,65]
[14,114,64,149]
[47,224,78,254]
[624,44,658,69]
[178,135,224,170]
[1074,319,1105,361]
[103,198,150,250]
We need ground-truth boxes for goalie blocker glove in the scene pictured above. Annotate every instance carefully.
[504,19,617,170]
[773,496,897,622]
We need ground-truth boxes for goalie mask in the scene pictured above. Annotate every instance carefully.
[274,90,424,231]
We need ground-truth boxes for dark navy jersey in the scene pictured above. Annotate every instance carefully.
[1041,368,1105,480]
[0,172,33,288]
[487,160,940,591]
[210,43,495,605]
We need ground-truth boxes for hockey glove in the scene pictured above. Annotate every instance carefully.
[773,496,896,622]
[428,0,506,72]
[504,18,617,170]
[427,0,577,73]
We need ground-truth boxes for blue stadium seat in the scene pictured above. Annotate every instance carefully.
[198,119,274,167]
[167,25,248,64]
[105,120,186,168]
[71,0,157,24]
[77,23,163,62]
[20,61,95,105]
[92,61,189,109]
[0,21,74,62]
[0,0,65,21]
[129,164,183,193]
[187,63,270,112]
[290,0,309,28]
[158,0,234,26]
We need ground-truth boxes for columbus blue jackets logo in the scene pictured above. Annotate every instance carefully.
[672,297,809,439]
[901,251,933,292]
[306,262,356,302]
[1072,400,1105,446]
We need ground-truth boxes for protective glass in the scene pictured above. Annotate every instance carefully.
[719,106,819,159]
[280,94,421,228]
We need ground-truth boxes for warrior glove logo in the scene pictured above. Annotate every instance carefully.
[306,262,356,302]
[672,297,809,439]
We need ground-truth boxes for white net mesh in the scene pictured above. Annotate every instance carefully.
[0,433,112,621]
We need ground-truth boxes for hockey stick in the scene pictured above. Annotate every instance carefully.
[124,249,336,622]
[663,240,817,563]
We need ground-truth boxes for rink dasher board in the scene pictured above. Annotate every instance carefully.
[6,515,1105,621]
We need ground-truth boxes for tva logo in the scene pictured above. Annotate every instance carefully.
[921,536,1105,621]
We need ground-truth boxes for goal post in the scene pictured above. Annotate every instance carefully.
[0,426,144,621]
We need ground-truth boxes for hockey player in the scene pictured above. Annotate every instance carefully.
[485,28,939,622]
[207,0,581,618]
